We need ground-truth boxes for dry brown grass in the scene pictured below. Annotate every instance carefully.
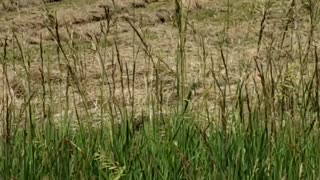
[0,68,24,112]
[0,0,319,125]
[0,0,45,11]
[182,0,209,9]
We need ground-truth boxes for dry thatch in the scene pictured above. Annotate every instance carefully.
[0,0,62,11]
[0,69,20,111]
[182,0,209,9]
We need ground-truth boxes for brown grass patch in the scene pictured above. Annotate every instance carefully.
[182,0,209,9]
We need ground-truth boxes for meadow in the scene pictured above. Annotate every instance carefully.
[1,0,320,179]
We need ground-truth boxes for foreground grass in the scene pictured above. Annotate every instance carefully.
[1,114,320,179]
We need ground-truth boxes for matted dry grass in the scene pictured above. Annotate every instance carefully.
[182,0,209,9]
[0,0,319,126]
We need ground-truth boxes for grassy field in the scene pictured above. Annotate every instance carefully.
[1,0,320,179]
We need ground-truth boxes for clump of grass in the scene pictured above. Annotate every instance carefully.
[1,0,320,179]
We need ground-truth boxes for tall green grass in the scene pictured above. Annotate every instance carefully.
[2,113,320,179]
[1,0,320,179]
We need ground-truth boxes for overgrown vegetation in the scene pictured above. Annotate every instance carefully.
[1,0,320,179]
